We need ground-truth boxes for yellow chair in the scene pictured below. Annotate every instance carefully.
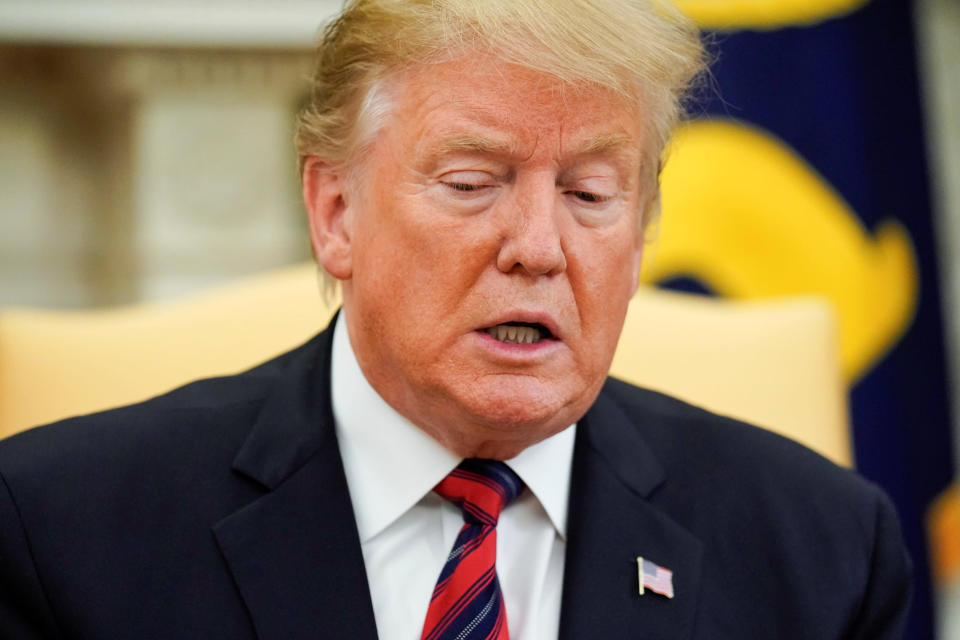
[0,262,850,466]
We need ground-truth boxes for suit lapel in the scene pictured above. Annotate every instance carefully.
[559,386,704,640]
[212,320,379,640]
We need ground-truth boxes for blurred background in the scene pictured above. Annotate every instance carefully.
[0,0,957,637]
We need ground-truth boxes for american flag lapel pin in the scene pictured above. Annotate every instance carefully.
[637,556,674,599]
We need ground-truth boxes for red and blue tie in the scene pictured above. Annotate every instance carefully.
[420,459,525,640]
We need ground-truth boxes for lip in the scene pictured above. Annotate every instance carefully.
[478,310,562,341]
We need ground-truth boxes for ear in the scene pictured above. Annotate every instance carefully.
[629,240,644,297]
[302,156,353,280]
[630,188,658,295]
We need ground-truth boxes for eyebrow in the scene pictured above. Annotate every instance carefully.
[435,134,523,158]
[432,132,637,160]
[577,133,636,156]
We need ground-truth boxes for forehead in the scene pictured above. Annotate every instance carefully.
[386,57,648,164]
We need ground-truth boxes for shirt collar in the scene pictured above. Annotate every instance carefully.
[331,314,575,543]
[505,420,575,540]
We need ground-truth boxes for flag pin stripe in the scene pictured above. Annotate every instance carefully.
[637,556,674,599]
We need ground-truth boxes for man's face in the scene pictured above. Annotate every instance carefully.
[319,57,650,458]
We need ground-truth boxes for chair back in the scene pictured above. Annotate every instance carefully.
[0,263,850,465]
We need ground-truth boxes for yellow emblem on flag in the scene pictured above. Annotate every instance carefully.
[673,0,870,30]
[644,119,917,383]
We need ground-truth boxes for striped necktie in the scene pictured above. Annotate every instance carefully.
[420,459,525,640]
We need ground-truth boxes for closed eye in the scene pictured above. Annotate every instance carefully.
[447,182,486,192]
[567,190,609,203]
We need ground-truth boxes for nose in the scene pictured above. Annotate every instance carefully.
[495,180,567,277]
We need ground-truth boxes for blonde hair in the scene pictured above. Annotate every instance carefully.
[296,0,706,292]
[297,0,704,163]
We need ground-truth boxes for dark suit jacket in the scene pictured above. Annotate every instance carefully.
[0,322,911,639]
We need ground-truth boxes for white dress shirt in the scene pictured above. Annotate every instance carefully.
[331,315,575,640]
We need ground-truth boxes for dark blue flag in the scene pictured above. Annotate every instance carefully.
[646,1,956,636]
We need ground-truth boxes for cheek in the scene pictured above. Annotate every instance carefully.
[351,205,490,351]
[378,215,494,305]
[570,231,639,339]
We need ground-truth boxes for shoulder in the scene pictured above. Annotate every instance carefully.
[602,376,870,498]
[0,337,327,638]
[599,376,903,559]
[599,378,911,637]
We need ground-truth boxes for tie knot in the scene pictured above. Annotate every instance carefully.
[434,459,524,526]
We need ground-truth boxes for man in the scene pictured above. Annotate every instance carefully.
[0,0,910,638]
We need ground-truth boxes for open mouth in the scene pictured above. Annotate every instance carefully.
[484,322,554,345]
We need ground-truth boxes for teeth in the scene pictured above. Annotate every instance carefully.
[486,324,543,344]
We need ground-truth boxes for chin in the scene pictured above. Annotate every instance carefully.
[455,379,579,435]
[416,373,601,457]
